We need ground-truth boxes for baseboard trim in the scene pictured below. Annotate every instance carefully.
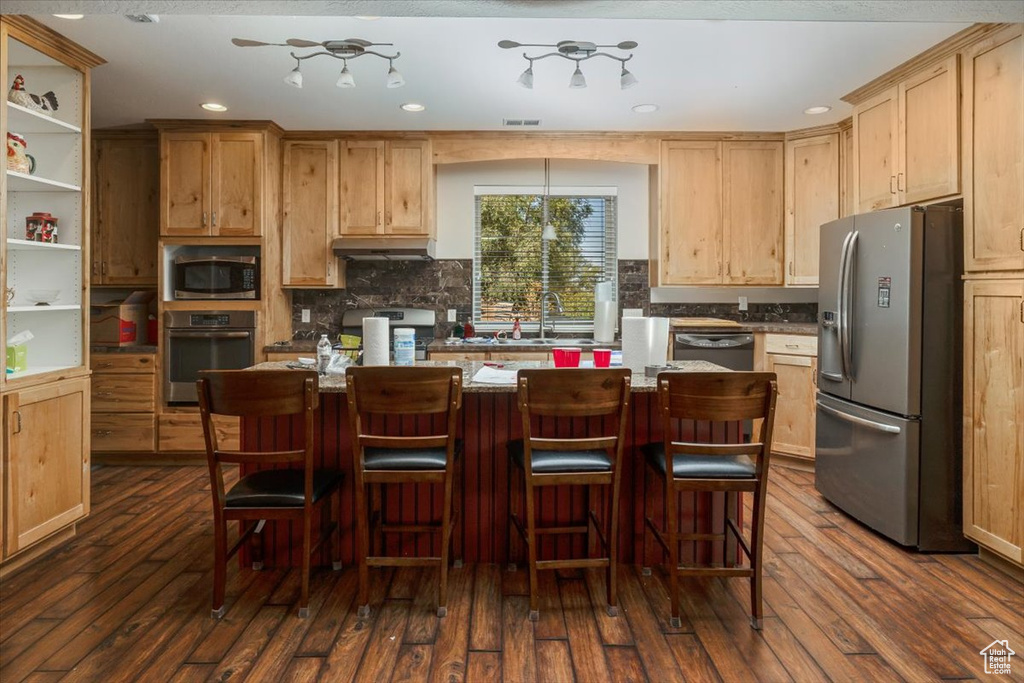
[978,547,1024,583]
[770,452,814,473]
[93,452,206,466]
[0,525,76,578]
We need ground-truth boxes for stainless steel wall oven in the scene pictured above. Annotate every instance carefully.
[164,310,256,404]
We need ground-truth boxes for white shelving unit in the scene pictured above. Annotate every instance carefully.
[3,36,86,380]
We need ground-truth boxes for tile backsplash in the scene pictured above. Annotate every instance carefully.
[288,258,816,340]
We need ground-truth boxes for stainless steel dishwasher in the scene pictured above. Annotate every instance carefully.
[672,332,755,370]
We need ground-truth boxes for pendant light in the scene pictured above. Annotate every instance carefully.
[542,158,557,241]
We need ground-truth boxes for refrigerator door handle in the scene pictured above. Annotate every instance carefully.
[816,400,902,434]
[841,231,859,381]
[837,231,854,379]
[821,371,844,382]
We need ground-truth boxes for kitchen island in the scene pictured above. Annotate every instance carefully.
[240,360,741,568]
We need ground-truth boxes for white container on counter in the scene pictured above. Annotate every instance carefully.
[393,327,415,366]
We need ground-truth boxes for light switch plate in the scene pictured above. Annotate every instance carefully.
[738,296,748,311]
[447,309,457,323]
[301,309,310,323]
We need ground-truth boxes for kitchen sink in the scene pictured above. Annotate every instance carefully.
[496,338,602,346]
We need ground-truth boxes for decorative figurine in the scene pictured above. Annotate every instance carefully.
[8,74,58,115]
[6,132,35,174]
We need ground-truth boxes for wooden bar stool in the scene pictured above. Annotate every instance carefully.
[641,371,777,629]
[345,366,463,618]
[508,368,631,621]
[197,369,344,619]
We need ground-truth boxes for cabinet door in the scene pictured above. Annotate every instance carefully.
[211,132,263,237]
[853,87,899,213]
[660,141,723,285]
[161,132,211,236]
[340,141,385,235]
[840,124,854,218]
[963,279,1024,563]
[385,140,432,235]
[963,25,1024,274]
[899,55,960,204]
[723,141,783,285]
[765,353,817,459]
[785,135,838,286]
[4,377,90,556]
[283,141,341,287]
[94,137,159,285]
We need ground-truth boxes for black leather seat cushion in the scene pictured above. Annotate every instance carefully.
[363,439,462,471]
[225,468,344,508]
[641,442,756,479]
[508,439,613,473]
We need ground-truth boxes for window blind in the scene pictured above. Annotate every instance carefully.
[473,192,617,326]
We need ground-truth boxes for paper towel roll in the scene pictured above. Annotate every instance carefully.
[648,317,670,366]
[621,316,651,375]
[362,317,390,366]
[594,300,616,343]
[594,281,613,303]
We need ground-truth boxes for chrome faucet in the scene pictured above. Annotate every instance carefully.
[539,291,564,340]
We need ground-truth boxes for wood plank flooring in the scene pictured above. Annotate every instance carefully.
[1,464,1021,682]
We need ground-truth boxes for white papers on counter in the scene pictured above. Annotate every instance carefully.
[362,317,390,366]
[621,316,670,373]
[471,366,518,385]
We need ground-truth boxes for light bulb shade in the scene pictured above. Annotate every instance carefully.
[620,67,638,90]
[517,65,534,89]
[542,223,558,241]
[569,66,587,89]
[284,67,303,88]
[336,65,355,88]
[386,65,405,88]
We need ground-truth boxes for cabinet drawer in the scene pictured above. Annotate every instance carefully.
[764,334,818,356]
[159,412,239,452]
[91,354,156,374]
[91,414,156,452]
[91,375,156,412]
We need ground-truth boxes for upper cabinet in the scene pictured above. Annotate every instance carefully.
[92,133,159,285]
[853,55,960,213]
[282,140,343,288]
[656,140,783,286]
[963,24,1023,274]
[840,120,855,218]
[160,131,263,237]
[785,133,839,286]
[339,139,432,236]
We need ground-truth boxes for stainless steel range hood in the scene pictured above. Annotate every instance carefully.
[332,236,436,261]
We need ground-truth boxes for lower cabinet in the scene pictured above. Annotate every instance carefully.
[963,278,1024,565]
[3,376,91,558]
[158,411,239,452]
[90,353,157,454]
[756,333,818,461]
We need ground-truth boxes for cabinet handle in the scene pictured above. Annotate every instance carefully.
[95,391,113,397]
[377,211,382,226]
[889,176,897,194]
[102,262,107,275]
[12,410,22,435]
[96,362,113,368]
[1020,299,1023,324]
[727,262,731,276]
[897,173,904,192]
[202,212,207,227]
[1019,227,1023,252]
[785,343,800,349]
[92,262,99,276]
[788,262,794,276]
[212,211,217,227]
[327,260,331,278]
[94,429,113,437]
[718,263,723,276]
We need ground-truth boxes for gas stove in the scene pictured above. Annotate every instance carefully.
[340,308,436,361]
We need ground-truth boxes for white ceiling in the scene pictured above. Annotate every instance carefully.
[6,1,1020,131]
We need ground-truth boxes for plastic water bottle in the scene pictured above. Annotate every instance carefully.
[316,334,332,376]
[393,328,415,366]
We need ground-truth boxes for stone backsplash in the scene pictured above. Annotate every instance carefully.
[288,258,817,340]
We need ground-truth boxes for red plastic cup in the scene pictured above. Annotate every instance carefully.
[552,347,568,367]
[593,348,612,368]
[563,347,581,368]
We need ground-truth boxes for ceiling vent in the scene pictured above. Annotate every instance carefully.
[125,14,159,23]
[502,119,542,127]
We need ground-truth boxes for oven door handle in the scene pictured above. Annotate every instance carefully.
[167,331,253,339]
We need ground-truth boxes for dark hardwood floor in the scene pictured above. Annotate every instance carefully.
[1,463,1021,682]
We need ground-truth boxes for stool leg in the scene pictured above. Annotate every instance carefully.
[438,466,456,617]
[508,462,521,572]
[452,455,463,569]
[587,484,597,559]
[354,475,370,618]
[607,468,623,617]
[665,478,681,629]
[299,510,312,618]
[641,464,652,576]
[524,476,540,622]
[332,489,343,571]
[749,486,766,630]
[371,483,383,558]
[211,515,227,619]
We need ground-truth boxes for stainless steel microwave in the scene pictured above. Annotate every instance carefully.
[173,255,259,300]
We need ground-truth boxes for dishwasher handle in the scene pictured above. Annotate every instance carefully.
[674,333,754,349]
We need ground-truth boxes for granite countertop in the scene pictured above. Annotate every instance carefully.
[670,321,817,335]
[91,345,159,354]
[428,339,622,352]
[250,359,726,393]
[265,341,318,353]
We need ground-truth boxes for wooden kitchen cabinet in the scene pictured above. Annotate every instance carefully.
[784,134,839,286]
[3,376,90,557]
[963,278,1024,565]
[853,55,960,213]
[92,133,159,285]
[756,333,818,461]
[158,411,239,453]
[282,140,344,287]
[90,353,157,454]
[657,140,783,286]
[160,131,263,237]
[839,119,855,218]
[339,139,433,236]
[962,24,1024,274]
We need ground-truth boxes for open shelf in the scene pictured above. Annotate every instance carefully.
[6,101,81,134]
[7,304,80,313]
[6,170,80,192]
[6,364,80,381]
[7,238,80,251]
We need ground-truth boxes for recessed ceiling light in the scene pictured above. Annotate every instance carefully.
[804,105,832,115]
[355,16,381,20]
[632,104,659,114]
[53,14,84,19]
[400,103,425,112]
[201,102,228,112]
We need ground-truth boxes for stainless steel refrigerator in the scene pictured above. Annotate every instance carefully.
[815,204,973,551]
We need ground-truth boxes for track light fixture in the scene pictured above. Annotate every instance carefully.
[500,39,639,90]
[231,37,404,89]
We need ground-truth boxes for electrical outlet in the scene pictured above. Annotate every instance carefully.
[301,309,310,323]
[738,296,748,311]
[447,309,457,323]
